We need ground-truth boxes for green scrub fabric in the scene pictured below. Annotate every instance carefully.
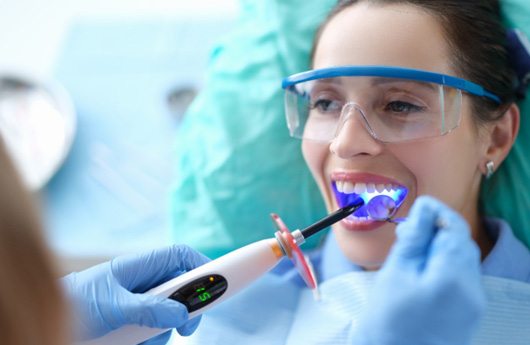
[171,0,336,258]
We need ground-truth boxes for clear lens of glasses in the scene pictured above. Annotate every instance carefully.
[284,76,462,143]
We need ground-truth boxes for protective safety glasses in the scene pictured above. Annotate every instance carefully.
[282,66,501,143]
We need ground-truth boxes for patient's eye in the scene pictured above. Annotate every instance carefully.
[310,96,343,116]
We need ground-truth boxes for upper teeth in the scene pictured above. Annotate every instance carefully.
[335,181,400,194]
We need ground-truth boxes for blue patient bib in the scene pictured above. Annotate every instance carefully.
[288,273,530,345]
[186,272,530,345]
[474,276,530,345]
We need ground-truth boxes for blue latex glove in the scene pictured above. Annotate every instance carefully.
[354,196,486,345]
[61,244,210,343]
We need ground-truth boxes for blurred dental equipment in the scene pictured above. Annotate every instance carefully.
[0,75,75,190]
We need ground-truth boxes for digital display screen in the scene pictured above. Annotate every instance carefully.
[169,274,228,312]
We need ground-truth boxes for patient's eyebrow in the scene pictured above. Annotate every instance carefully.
[370,77,437,91]
[311,78,344,87]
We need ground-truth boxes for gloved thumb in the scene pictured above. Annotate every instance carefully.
[176,315,202,336]
[385,196,443,272]
[120,293,190,329]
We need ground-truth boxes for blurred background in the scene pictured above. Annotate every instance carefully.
[0,0,238,273]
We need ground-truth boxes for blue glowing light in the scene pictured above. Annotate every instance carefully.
[331,182,408,218]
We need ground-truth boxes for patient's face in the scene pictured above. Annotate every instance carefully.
[303,3,486,268]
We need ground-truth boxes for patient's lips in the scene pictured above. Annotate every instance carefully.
[330,172,408,231]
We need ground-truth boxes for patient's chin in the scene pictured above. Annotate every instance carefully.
[333,225,396,268]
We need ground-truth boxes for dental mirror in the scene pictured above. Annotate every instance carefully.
[366,195,406,223]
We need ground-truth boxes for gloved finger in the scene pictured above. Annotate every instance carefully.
[423,208,482,283]
[138,330,172,345]
[421,207,486,325]
[120,293,189,329]
[111,245,211,292]
[176,316,202,336]
[385,196,442,272]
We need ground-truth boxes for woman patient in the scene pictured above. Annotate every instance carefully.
[186,0,529,344]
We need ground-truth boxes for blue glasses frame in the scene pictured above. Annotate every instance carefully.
[282,66,501,104]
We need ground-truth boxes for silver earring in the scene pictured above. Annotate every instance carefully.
[329,143,337,155]
[486,161,495,179]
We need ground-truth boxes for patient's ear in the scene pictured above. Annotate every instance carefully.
[480,103,520,175]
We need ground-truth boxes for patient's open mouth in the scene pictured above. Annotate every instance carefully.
[331,179,408,222]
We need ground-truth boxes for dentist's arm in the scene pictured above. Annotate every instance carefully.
[354,196,486,345]
[62,245,210,344]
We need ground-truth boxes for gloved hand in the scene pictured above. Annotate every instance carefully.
[61,244,210,343]
[354,196,486,345]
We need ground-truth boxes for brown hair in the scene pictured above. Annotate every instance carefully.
[0,137,68,345]
[312,0,517,123]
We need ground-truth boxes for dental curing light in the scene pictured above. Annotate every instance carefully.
[80,197,364,345]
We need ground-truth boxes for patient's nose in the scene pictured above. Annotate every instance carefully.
[329,104,384,158]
